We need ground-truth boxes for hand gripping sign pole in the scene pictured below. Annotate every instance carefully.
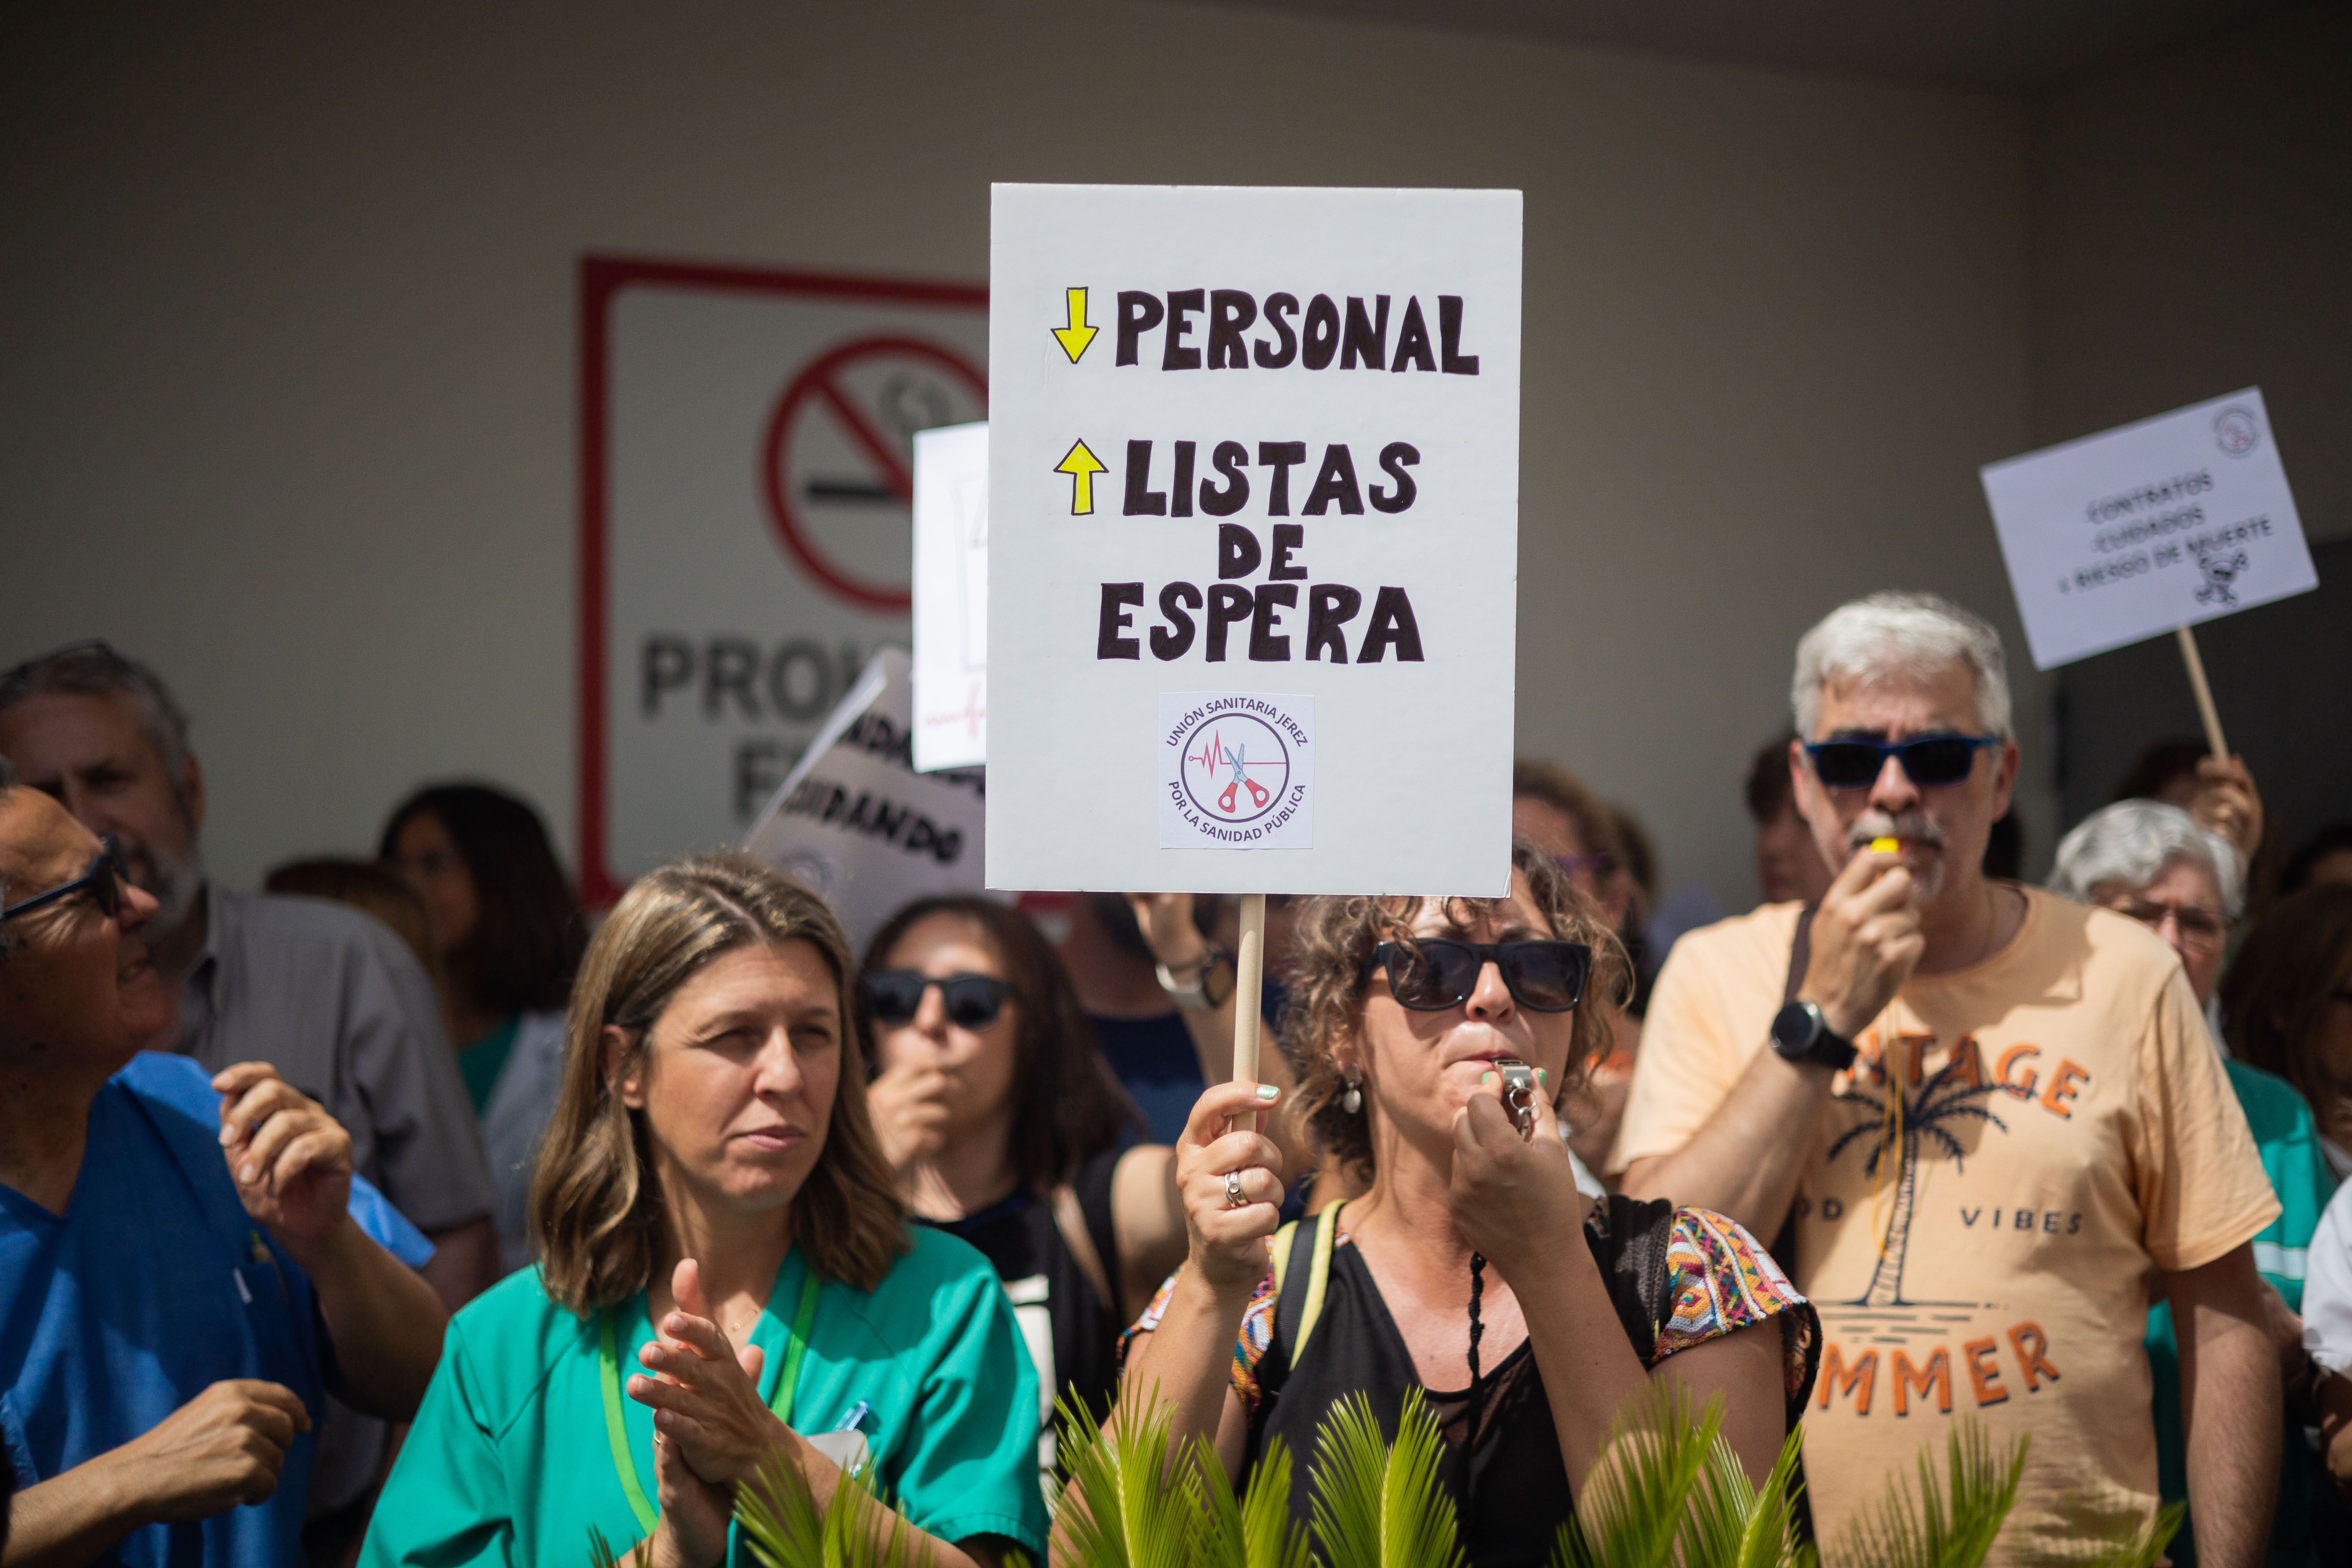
[1981,386,2315,764]
[986,184,1524,1136]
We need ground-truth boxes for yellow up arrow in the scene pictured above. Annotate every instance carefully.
[1051,287,1097,364]
[1055,439,1107,515]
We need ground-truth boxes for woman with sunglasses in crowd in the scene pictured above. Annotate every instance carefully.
[361,856,1046,1568]
[1113,842,1819,1565]
[859,896,1199,1453]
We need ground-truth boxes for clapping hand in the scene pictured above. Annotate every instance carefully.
[213,1062,353,1258]
[628,1259,789,1489]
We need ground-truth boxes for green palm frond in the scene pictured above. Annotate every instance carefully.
[1555,1387,1725,1568]
[1380,1391,1465,1568]
[1308,1393,1390,1568]
[1824,1420,2024,1568]
[734,1438,924,1568]
[1050,1385,1193,1568]
[1241,1437,1313,1568]
[1180,1428,1312,1568]
[1182,1426,1250,1568]
[1681,1420,1813,1568]
[1307,1390,1464,1568]
[585,1524,652,1568]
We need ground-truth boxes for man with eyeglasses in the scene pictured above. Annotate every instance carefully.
[0,761,448,1568]
[0,640,499,1556]
[2049,797,2330,1564]
[1611,591,2280,1565]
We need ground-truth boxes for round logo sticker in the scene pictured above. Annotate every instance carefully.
[1159,692,1316,851]
[1177,711,1292,827]
[2213,406,2260,457]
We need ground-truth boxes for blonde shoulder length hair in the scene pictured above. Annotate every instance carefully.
[529,851,907,1314]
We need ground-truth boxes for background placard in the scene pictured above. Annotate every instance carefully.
[1981,386,2315,670]
[911,421,991,773]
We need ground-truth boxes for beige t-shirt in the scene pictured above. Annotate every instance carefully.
[1611,888,2278,1557]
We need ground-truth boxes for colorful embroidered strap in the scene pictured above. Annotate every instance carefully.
[599,1265,822,1533]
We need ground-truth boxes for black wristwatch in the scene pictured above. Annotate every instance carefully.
[1770,1000,1858,1071]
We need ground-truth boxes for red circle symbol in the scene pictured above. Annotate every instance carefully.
[760,335,988,614]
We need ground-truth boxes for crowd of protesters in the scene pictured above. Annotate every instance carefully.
[4,596,2349,1568]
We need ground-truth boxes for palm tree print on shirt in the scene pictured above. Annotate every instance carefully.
[1826,1047,2011,1307]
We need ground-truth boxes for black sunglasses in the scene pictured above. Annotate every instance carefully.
[1,836,125,924]
[861,970,1014,1030]
[1803,733,1997,790]
[1363,939,1591,1014]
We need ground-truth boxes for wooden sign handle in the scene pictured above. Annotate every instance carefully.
[1231,893,1267,1132]
[2174,625,2229,760]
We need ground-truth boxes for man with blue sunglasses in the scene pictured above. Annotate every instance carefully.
[1613,591,2280,1566]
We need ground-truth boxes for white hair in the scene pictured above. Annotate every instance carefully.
[2048,799,2242,920]
[1791,591,2012,740]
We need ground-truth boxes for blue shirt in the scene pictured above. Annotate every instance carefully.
[1089,1011,1204,1145]
[1,1054,429,1568]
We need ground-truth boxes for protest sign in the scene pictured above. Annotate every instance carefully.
[1981,388,2316,672]
[578,257,985,903]
[911,421,990,772]
[984,184,1522,897]
[744,647,987,952]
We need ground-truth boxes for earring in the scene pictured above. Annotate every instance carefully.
[1340,1065,1363,1115]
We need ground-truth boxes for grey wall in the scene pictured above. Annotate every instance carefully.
[2030,0,2352,860]
[0,0,2061,910]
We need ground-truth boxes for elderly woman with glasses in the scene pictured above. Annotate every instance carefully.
[1112,841,1817,1566]
[2050,799,2333,1565]
[2050,799,2245,1016]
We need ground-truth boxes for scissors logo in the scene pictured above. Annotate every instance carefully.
[1177,715,1291,826]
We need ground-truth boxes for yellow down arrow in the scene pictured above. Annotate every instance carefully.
[1051,287,1097,363]
[1055,439,1107,515]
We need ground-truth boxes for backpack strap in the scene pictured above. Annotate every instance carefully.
[1784,905,1817,1004]
[1268,1219,1303,1301]
[1771,906,1819,1267]
[1271,1201,1343,1369]
[1050,1182,1115,1319]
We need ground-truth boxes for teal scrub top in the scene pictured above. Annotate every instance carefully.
[2146,1057,2335,1568]
[361,1226,1048,1566]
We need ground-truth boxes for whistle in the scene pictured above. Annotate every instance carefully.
[1869,837,1900,854]
[1496,1060,1538,1141]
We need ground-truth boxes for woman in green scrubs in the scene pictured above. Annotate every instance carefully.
[361,853,1047,1568]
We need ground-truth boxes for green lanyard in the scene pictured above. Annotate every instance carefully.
[599,1264,822,1534]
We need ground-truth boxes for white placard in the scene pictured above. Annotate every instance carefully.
[1980,387,2317,670]
[744,647,988,952]
[986,184,1520,894]
[911,421,991,772]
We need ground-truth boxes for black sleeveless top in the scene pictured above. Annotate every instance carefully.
[1245,1197,1687,1568]
[916,1148,1125,1422]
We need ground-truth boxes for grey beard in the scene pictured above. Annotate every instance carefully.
[139,843,205,940]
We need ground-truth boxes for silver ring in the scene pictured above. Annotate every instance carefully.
[1225,1170,1247,1209]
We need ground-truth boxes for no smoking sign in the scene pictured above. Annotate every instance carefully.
[763,336,987,614]
[580,257,986,902]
